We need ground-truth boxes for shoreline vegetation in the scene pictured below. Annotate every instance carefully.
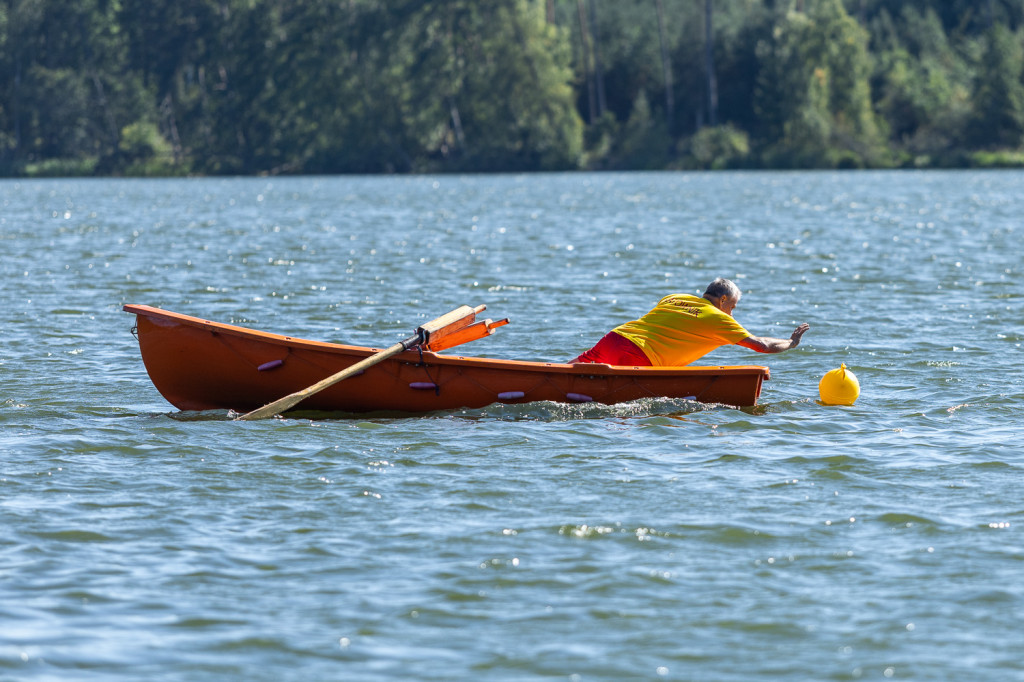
[3,0,1024,178]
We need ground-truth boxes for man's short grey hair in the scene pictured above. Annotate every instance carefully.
[704,278,742,301]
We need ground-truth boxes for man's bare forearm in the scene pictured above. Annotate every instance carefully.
[738,323,809,354]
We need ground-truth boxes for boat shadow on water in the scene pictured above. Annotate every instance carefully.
[160,397,780,423]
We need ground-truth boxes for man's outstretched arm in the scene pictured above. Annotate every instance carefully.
[737,323,809,354]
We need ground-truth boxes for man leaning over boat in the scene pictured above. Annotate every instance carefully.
[569,278,809,366]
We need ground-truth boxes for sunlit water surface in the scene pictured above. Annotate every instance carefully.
[2,171,1022,680]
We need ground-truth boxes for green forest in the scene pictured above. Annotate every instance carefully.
[3,0,1024,176]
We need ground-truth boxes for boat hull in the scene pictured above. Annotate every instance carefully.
[124,305,769,414]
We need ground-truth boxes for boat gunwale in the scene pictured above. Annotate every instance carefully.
[123,304,770,380]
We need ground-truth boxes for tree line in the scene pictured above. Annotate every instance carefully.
[2,0,1024,177]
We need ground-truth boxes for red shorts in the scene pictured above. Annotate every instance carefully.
[569,331,652,366]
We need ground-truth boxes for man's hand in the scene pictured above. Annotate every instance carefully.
[738,323,810,354]
[789,323,810,348]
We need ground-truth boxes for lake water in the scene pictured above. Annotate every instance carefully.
[2,171,1021,680]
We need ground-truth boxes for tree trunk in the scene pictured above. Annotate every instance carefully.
[449,98,466,149]
[577,0,596,125]
[705,0,717,127]
[588,0,606,118]
[12,55,22,159]
[653,0,674,125]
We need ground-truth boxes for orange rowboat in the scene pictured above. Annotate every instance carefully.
[124,304,770,414]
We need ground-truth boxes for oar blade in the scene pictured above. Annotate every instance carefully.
[236,392,308,421]
[425,318,510,352]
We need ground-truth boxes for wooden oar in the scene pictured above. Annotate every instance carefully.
[236,305,484,420]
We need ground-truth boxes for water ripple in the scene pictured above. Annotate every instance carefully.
[4,172,1024,681]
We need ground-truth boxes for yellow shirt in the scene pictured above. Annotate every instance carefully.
[613,294,751,366]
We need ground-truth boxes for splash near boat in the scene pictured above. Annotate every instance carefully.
[124,304,770,415]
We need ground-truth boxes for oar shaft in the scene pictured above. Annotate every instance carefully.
[236,303,492,421]
[237,334,417,420]
[288,340,406,397]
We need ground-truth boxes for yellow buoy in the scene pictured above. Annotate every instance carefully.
[819,364,860,406]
